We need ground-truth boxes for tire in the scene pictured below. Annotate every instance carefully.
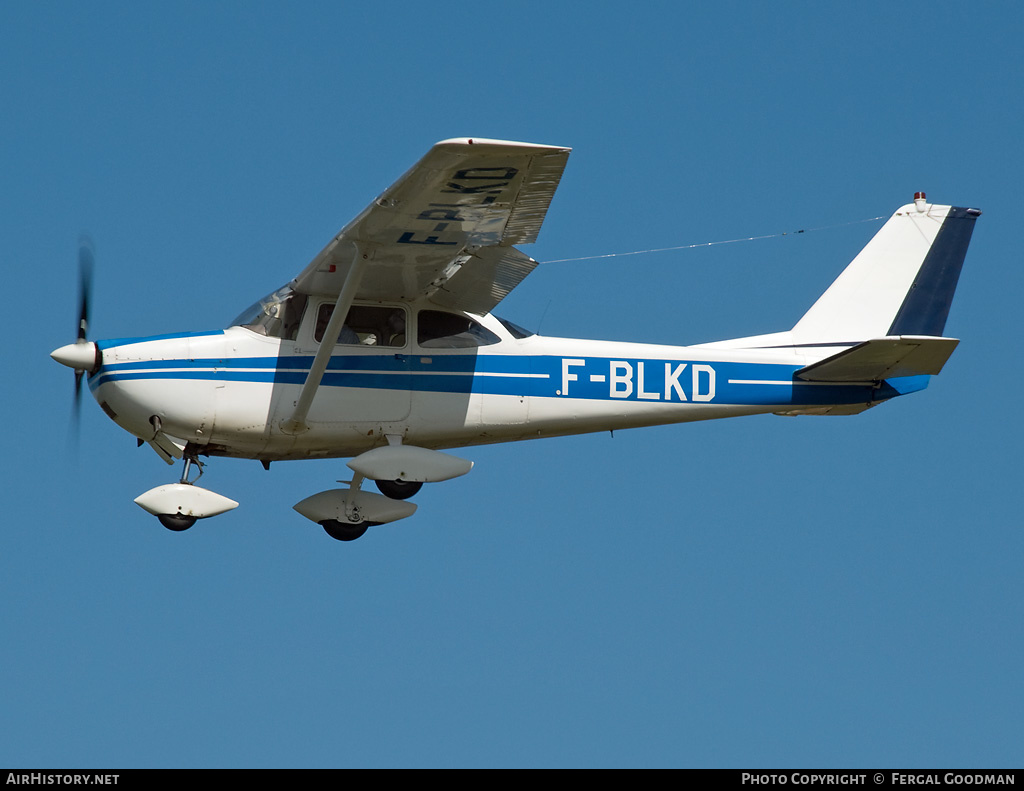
[320,519,374,541]
[158,513,197,531]
[375,479,423,500]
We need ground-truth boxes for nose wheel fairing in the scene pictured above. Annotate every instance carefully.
[134,453,238,531]
[134,482,239,526]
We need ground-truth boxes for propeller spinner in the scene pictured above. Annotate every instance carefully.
[50,240,102,425]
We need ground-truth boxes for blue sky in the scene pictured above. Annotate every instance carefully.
[3,2,1022,768]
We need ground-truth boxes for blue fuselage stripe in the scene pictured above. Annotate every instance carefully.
[90,352,890,407]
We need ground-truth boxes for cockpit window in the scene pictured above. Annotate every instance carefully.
[315,304,407,347]
[232,286,308,340]
[417,310,500,348]
[496,316,535,339]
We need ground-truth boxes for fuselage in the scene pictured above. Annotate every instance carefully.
[86,303,898,464]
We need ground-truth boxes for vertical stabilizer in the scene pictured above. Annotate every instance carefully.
[791,198,980,345]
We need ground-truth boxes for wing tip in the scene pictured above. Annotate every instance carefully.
[433,137,571,153]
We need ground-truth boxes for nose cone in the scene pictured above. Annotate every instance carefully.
[51,341,99,371]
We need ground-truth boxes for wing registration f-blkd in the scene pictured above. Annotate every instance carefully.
[50,141,981,541]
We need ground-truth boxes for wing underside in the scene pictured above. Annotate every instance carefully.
[290,138,571,315]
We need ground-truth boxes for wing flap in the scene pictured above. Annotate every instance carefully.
[796,336,960,382]
[427,246,538,314]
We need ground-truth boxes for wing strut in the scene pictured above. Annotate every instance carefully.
[280,245,369,435]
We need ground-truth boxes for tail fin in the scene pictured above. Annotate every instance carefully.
[791,197,981,345]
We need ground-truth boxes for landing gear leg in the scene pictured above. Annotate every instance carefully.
[179,452,204,485]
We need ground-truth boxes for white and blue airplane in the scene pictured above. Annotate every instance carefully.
[51,138,981,541]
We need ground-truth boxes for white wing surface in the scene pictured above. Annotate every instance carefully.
[290,138,571,314]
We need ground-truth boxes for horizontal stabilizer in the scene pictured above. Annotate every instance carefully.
[796,336,959,382]
[775,403,879,417]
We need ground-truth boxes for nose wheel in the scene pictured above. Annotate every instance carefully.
[158,513,198,531]
[134,450,239,532]
[157,454,204,531]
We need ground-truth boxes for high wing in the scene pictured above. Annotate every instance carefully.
[289,137,571,315]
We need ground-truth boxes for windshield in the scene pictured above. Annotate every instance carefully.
[231,286,308,340]
[496,316,535,339]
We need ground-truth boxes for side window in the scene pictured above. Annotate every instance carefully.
[315,304,407,347]
[417,310,500,348]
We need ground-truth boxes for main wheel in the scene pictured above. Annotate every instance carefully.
[158,513,197,531]
[375,479,423,500]
[320,519,375,541]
